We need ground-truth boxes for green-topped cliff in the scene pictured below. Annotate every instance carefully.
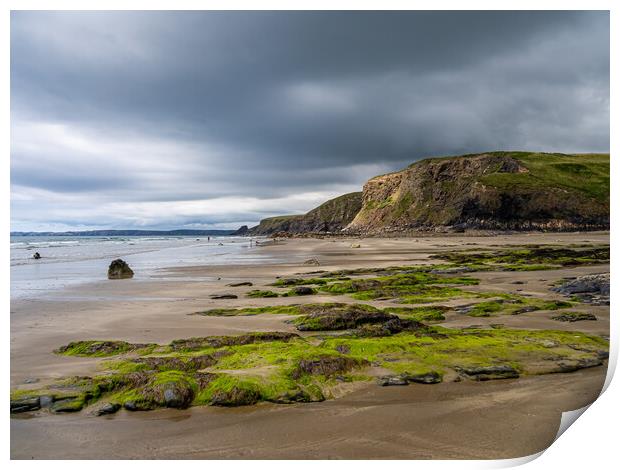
[243,152,609,236]
[347,152,609,233]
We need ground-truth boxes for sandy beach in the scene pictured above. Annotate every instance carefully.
[10,232,610,459]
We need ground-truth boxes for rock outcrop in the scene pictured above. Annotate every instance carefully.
[248,192,363,235]
[346,152,609,234]
[553,273,610,305]
[232,225,249,235]
[107,259,134,279]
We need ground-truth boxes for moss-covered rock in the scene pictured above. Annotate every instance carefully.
[55,340,155,357]
[291,355,368,379]
[210,386,261,406]
[455,365,520,381]
[169,331,299,352]
[283,286,317,296]
[294,303,395,331]
[246,289,279,298]
[456,296,573,317]
[12,321,609,415]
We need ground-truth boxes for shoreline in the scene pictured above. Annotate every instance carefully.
[11,232,610,459]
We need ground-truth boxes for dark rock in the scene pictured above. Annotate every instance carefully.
[107,259,134,279]
[378,376,408,386]
[277,278,305,286]
[232,225,249,235]
[50,398,84,413]
[402,371,442,384]
[32,252,41,259]
[553,273,609,296]
[454,304,474,315]
[270,389,313,404]
[10,396,40,413]
[511,281,526,285]
[456,365,519,381]
[39,395,54,408]
[551,312,597,322]
[291,286,315,296]
[553,274,609,305]
[210,386,260,406]
[209,293,238,299]
[556,358,603,373]
[512,306,537,315]
[95,402,121,416]
[123,400,153,411]
[162,384,194,408]
[226,281,253,287]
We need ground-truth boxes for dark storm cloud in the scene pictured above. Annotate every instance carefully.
[10,11,609,230]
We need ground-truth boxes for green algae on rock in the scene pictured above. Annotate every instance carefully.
[431,245,609,269]
[246,289,280,298]
[192,305,303,316]
[456,296,574,317]
[193,303,447,325]
[12,324,608,415]
[55,340,156,357]
[318,272,480,304]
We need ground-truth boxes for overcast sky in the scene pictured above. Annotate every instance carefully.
[10,11,609,231]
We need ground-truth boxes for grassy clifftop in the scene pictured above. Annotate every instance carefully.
[347,152,609,233]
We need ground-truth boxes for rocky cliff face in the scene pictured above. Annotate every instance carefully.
[346,152,609,234]
[249,192,363,235]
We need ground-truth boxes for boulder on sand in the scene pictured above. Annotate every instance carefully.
[108,259,134,280]
[553,273,610,305]
[553,273,609,296]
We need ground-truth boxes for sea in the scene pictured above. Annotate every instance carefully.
[10,235,276,299]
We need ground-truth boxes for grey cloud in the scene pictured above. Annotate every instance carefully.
[10,11,609,230]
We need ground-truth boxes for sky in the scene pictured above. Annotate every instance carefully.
[10,11,609,232]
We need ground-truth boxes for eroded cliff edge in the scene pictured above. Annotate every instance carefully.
[346,152,609,234]
[242,152,609,236]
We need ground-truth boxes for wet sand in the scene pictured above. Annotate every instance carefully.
[10,232,610,459]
